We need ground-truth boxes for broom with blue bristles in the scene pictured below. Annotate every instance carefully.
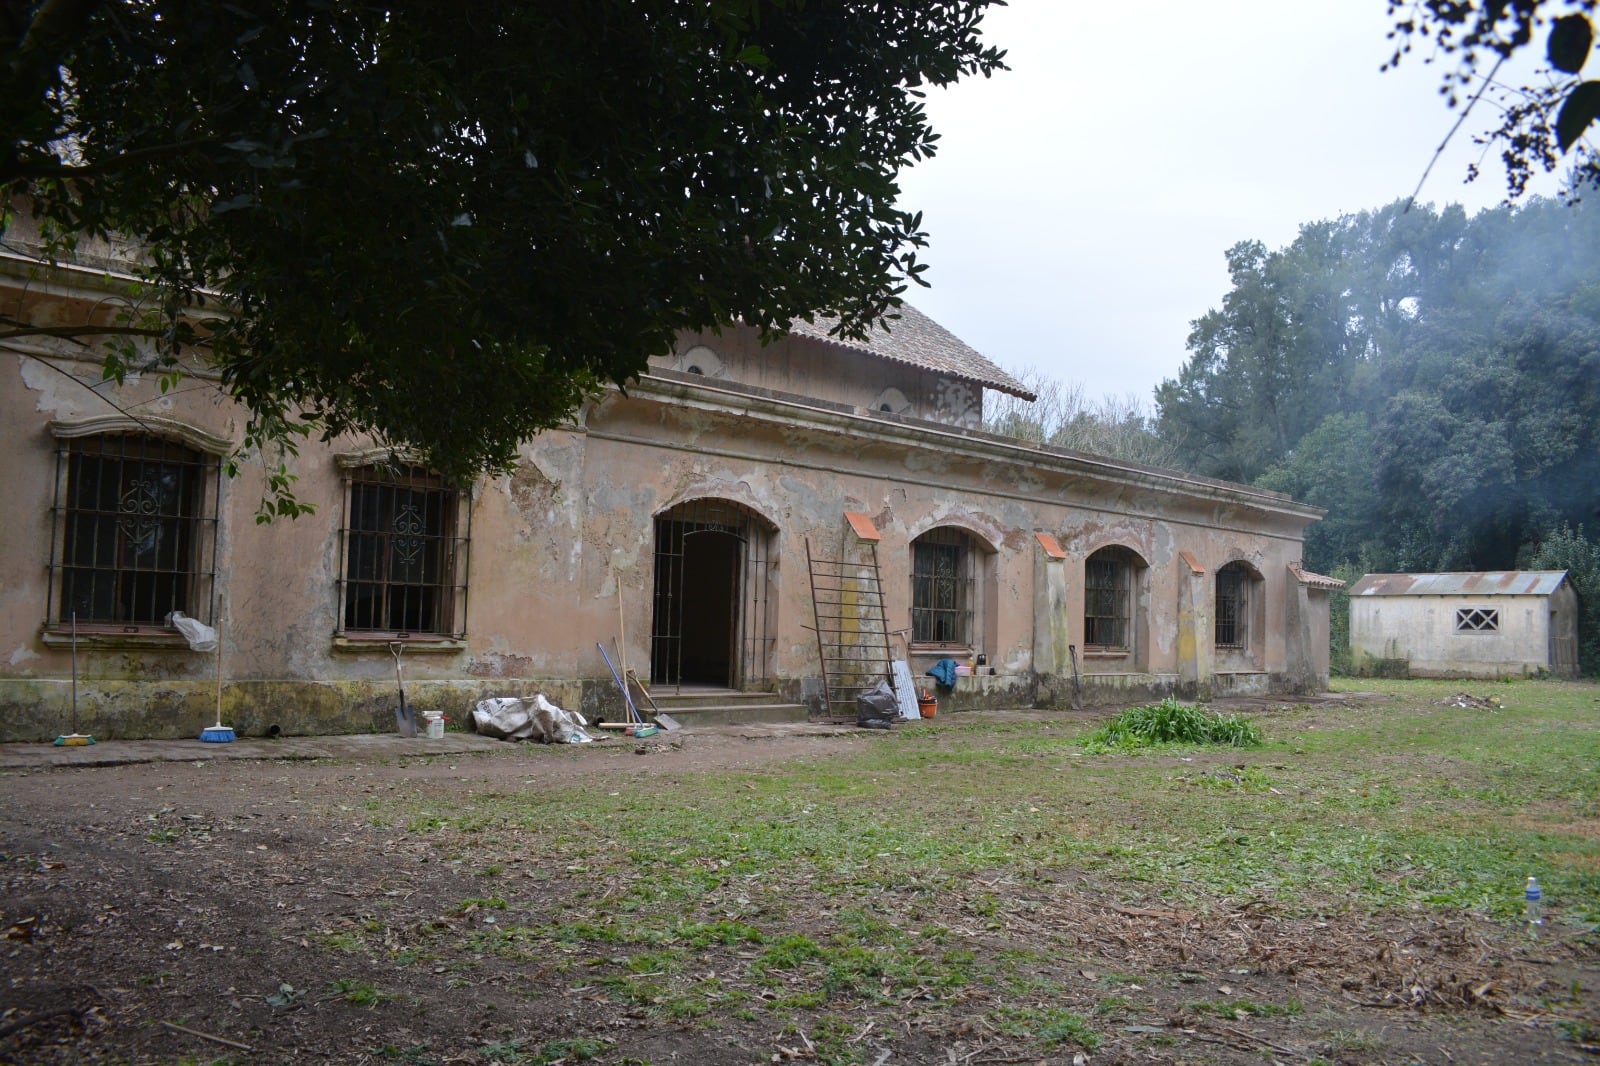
[199,595,234,743]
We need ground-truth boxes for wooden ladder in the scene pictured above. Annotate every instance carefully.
[805,537,893,722]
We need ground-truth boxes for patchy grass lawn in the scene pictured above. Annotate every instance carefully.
[3,679,1598,1065]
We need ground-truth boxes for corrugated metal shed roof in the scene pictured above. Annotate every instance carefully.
[787,303,1036,400]
[1348,571,1569,597]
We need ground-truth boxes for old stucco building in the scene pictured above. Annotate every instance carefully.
[0,242,1339,741]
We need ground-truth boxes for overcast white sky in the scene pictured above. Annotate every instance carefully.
[894,0,1566,405]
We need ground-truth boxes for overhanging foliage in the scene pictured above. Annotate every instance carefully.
[1,1,1005,498]
[1387,0,1600,198]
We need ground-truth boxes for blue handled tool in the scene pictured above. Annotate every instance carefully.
[597,642,645,726]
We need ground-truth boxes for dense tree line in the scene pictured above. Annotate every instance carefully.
[1155,196,1600,671]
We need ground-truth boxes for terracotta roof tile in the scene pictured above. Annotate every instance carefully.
[787,304,1035,400]
[1288,563,1346,591]
[844,512,881,541]
[1035,532,1066,559]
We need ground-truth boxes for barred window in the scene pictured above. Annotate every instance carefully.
[1215,563,1249,649]
[51,433,219,627]
[912,528,974,645]
[1455,607,1499,633]
[1084,547,1137,650]
[339,465,469,637]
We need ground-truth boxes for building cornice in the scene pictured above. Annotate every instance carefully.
[616,371,1325,525]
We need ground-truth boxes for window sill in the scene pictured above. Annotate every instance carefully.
[1082,649,1130,660]
[40,627,195,651]
[332,635,468,654]
[910,645,975,663]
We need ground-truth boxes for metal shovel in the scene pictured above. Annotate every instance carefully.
[390,642,416,737]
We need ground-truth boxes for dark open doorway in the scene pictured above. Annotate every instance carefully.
[650,499,773,691]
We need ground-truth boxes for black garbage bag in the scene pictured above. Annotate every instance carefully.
[856,680,898,729]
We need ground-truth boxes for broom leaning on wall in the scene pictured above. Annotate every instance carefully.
[186,596,233,743]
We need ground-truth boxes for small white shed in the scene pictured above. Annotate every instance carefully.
[1348,571,1578,679]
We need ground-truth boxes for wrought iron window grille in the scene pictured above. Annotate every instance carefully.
[337,465,470,639]
[1084,549,1134,651]
[48,434,220,629]
[911,528,974,646]
[1215,564,1248,649]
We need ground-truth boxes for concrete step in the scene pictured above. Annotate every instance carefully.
[650,702,811,727]
[638,688,811,726]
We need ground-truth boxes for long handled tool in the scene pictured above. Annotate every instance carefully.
[625,669,679,731]
[200,596,235,742]
[54,613,95,746]
[391,642,417,738]
[1068,643,1084,711]
[597,642,655,737]
[618,591,677,730]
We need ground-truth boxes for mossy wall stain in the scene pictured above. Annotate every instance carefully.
[0,678,587,742]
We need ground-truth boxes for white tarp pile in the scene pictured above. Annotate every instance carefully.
[471,694,594,743]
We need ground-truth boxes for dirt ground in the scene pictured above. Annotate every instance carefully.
[2,719,1596,1065]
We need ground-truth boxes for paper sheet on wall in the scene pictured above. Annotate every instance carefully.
[891,660,920,720]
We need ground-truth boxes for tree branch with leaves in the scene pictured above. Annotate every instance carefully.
[2,0,1006,506]
[1387,0,1600,198]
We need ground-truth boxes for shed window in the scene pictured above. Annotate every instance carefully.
[340,466,469,637]
[1455,607,1499,633]
[52,434,219,626]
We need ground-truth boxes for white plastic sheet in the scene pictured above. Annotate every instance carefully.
[471,694,593,743]
[166,611,218,652]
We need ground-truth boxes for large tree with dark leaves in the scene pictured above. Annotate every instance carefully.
[1,1,1004,504]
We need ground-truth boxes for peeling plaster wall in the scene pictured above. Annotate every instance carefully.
[583,387,1320,711]
[1,294,1329,739]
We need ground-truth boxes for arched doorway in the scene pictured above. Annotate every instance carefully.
[650,499,775,691]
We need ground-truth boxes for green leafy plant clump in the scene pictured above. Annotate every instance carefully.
[1083,699,1262,750]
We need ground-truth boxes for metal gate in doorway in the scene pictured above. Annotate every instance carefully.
[650,499,774,692]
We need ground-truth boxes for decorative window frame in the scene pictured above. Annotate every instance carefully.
[332,451,472,651]
[42,417,227,649]
[1454,606,1500,633]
